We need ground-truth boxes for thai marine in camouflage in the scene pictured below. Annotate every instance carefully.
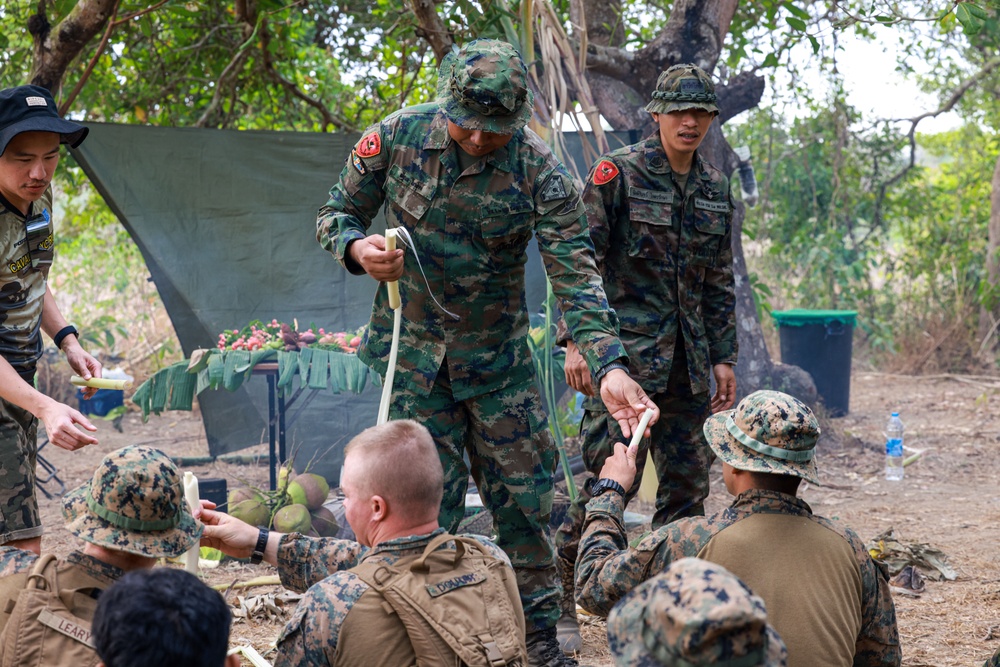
[316,104,625,400]
[0,187,53,380]
[607,557,787,666]
[579,135,736,397]
[555,66,738,609]
[61,444,203,558]
[316,39,630,637]
[272,528,509,666]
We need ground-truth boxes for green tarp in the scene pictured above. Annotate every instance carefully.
[72,123,639,483]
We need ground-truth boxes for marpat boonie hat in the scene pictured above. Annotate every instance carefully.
[62,445,202,558]
[607,557,787,666]
[704,390,821,485]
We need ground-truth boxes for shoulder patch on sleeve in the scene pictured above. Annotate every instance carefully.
[593,159,619,185]
[350,150,367,175]
[356,131,382,158]
[540,173,568,203]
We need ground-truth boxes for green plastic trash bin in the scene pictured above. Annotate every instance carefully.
[771,309,857,417]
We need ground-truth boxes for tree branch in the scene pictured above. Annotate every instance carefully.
[58,0,121,115]
[30,0,118,93]
[258,17,354,131]
[874,54,1000,226]
[409,0,453,64]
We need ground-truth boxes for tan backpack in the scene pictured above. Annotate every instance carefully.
[352,533,528,667]
[0,554,103,667]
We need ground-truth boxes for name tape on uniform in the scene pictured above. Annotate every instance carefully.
[694,197,730,213]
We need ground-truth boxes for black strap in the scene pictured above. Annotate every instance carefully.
[53,326,78,350]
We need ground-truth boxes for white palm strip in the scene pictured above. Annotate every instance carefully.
[375,226,460,426]
[377,229,402,425]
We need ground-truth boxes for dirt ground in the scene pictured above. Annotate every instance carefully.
[33,370,1000,666]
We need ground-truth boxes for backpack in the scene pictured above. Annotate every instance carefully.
[352,533,528,667]
[0,554,104,667]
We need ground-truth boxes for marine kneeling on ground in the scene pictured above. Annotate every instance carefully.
[0,445,203,666]
[199,419,528,667]
[575,390,901,667]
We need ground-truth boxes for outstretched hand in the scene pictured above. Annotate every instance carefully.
[598,442,639,494]
[197,503,261,559]
[599,369,659,439]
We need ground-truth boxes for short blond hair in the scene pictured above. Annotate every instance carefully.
[344,420,443,522]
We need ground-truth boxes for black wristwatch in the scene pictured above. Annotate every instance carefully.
[591,478,626,499]
[249,527,269,564]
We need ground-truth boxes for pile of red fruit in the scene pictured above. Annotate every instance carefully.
[216,319,364,354]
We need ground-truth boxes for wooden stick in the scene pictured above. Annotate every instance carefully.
[211,575,281,592]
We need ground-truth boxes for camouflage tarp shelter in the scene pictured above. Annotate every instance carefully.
[72,124,640,483]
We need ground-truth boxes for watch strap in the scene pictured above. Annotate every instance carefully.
[249,527,269,564]
[592,478,626,498]
[53,325,79,350]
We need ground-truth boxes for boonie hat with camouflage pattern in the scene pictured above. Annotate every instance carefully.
[645,63,719,116]
[704,390,820,485]
[62,445,202,558]
[607,557,787,666]
[442,38,533,135]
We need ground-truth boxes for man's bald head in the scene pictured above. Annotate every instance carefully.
[343,420,443,524]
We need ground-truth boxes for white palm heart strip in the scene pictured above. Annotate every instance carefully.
[628,408,655,453]
[182,471,200,573]
[70,375,132,390]
[377,229,402,426]
[375,226,460,426]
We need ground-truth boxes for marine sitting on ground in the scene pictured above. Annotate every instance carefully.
[198,419,528,667]
[575,389,901,667]
[0,445,203,666]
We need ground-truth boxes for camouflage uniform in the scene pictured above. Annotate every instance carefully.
[576,391,901,667]
[273,528,511,666]
[555,66,736,604]
[0,188,54,543]
[986,647,1000,667]
[607,557,787,666]
[316,40,626,634]
[1,85,89,544]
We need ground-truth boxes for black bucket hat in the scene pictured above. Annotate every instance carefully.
[0,85,88,156]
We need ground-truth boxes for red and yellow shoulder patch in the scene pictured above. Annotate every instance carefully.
[593,159,619,185]
[357,131,382,158]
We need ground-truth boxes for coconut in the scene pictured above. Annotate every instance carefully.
[287,473,330,511]
[229,499,270,528]
[227,486,262,508]
[272,503,312,533]
[310,506,340,537]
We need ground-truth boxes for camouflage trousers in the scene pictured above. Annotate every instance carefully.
[391,367,560,633]
[0,396,42,544]
[554,355,713,608]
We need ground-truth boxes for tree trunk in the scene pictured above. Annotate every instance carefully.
[28,0,117,94]
[978,152,1000,359]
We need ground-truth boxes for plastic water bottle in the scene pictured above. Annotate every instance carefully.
[885,412,904,481]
